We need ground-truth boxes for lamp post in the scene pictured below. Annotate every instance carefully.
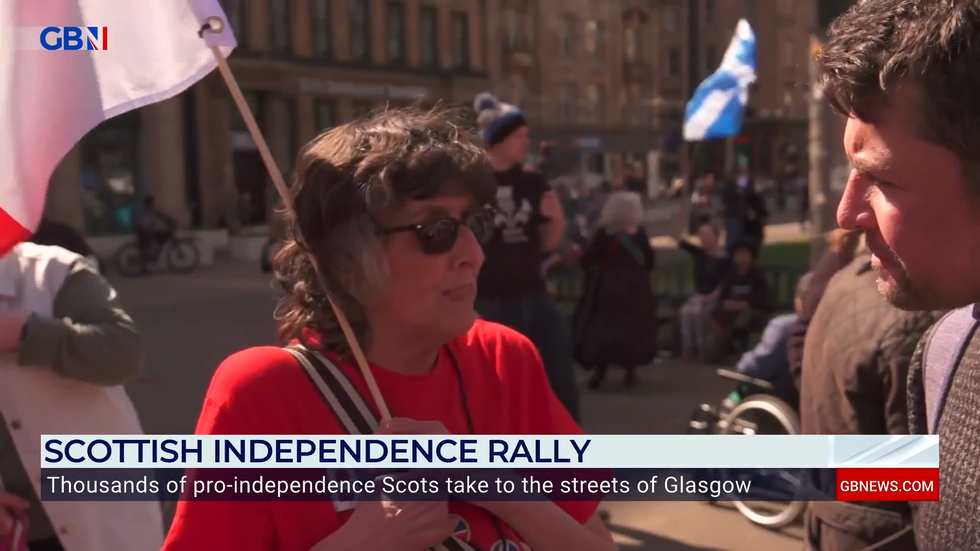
[807,0,852,265]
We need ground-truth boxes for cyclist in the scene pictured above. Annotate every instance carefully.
[134,195,176,271]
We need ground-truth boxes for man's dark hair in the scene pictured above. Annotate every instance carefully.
[818,0,980,172]
[730,239,759,260]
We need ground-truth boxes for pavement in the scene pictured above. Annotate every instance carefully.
[110,261,804,550]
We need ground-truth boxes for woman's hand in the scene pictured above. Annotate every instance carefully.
[0,492,30,537]
[313,418,457,551]
[323,498,455,551]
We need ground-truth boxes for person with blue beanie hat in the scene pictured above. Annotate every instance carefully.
[472,92,581,422]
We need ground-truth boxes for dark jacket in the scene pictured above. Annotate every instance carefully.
[572,228,657,369]
[789,245,861,390]
[801,255,943,551]
[677,240,730,296]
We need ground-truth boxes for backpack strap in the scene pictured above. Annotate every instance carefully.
[922,305,979,434]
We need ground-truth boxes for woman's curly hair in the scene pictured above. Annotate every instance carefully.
[272,106,496,356]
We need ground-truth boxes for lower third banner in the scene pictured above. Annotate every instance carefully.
[38,467,939,502]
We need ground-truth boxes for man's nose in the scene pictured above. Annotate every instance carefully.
[836,174,873,231]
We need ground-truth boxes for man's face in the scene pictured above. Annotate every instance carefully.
[491,126,530,165]
[733,248,753,272]
[838,86,980,310]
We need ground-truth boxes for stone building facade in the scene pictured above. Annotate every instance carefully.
[45,0,825,237]
[47,0,491,237]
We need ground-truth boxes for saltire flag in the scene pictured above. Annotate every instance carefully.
[0,0,237,256]
[683,19,757,141]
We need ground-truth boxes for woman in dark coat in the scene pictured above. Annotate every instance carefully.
[572,191,657,389]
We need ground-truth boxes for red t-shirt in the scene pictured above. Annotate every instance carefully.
[163,320,599,551]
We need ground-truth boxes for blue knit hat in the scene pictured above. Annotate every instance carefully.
[473,92,527,148]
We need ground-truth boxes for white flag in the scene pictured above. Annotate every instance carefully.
[0,0,236,255]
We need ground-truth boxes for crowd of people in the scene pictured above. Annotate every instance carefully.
[1,1,979,550]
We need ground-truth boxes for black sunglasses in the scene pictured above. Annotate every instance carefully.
[381,209,496,255]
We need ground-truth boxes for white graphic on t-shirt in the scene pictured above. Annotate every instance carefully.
[495,186,532,244]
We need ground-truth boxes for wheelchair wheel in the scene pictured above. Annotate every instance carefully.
[720,395,806,530]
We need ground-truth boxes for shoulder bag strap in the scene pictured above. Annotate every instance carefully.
[284,345,380,434]
[922,306,979,434]
[617,234,646,267]
[284,345,479,551]
[284,345,382,513]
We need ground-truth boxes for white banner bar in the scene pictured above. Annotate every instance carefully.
[40,435,939,469]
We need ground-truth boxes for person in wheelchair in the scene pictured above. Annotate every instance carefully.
[705,239,770,362]
[722,272,813,412]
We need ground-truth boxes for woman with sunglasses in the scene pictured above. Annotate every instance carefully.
[470,93,581,423]
[162,108,616,551]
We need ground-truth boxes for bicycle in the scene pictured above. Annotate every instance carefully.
[114,236,200,277]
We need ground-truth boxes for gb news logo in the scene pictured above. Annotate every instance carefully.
[39,26,108,51]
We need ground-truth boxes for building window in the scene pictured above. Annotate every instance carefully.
[450,12,470,69]
[704,0,717,25]
[270,0,291,54]
[352,100,374,120]
[666,48,681,77]
[79,111,142,236]
[703,44,718,77]
[584,20,604,62]
[224,0,248,50]
[558,15,574,57]
[624,26,638,61]
[312,0,331,58]
[315,100,336,131]
[664,2,678,32]
[586,84,604,124]
[419,6,438,68]
[559,84,576,123]
[386,1,405,64]
[505,8,530,51]
[349,0,370,61]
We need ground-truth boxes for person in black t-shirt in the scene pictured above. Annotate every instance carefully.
[471,92,579,422]
[706,240,771,360]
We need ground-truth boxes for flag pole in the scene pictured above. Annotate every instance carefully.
[199,17,391,420]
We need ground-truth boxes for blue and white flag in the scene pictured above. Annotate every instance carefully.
[683,19,757,141]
